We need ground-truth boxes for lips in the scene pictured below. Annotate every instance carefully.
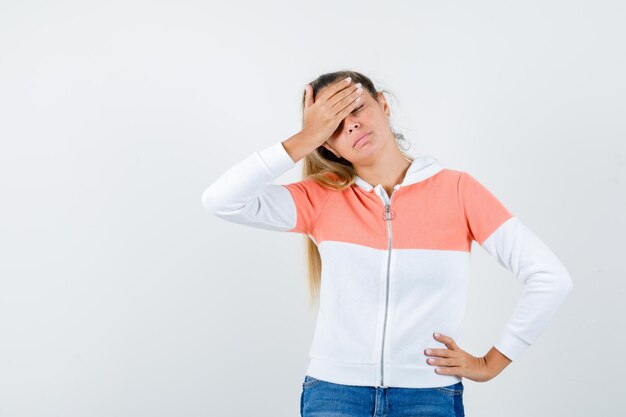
[353,132,371,148]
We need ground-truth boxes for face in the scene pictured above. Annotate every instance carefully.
[320,87,393,164]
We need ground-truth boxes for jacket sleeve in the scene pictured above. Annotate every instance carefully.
[201,141,332,235]
[458,171,574,362]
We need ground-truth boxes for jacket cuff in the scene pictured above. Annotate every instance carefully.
[493,326,532,362]
[257,141,296,177]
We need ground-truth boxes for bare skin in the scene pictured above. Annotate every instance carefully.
[282,77,364,164]
[283,77,411,198]
[316,83,412,198]
[424,333,512,382]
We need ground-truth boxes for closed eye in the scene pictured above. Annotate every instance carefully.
[352,105,364,113]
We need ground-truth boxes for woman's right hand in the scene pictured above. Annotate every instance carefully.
[301,77,363,146]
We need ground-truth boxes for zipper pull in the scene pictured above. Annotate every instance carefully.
[383,204,395,220]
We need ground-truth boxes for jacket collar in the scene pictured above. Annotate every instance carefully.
[353,154,445,192]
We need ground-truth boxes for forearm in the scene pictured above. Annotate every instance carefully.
[201,140,294,216]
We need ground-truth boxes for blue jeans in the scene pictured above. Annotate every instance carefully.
[300,375,465,417]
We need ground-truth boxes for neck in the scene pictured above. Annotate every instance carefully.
[353,140,412,190]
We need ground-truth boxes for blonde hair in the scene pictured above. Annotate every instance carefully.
[299,70,415,309]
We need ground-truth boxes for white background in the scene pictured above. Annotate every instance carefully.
[1,0,624,416]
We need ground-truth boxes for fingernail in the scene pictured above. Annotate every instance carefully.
[345,77,351,83]
[426,349,432,354]
[434,333,440,337]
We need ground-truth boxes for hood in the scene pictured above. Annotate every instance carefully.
[353,154,445,192]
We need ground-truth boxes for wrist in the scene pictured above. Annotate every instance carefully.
[298,128,327,147]
[483,346,513,378]
[282,131,321,163]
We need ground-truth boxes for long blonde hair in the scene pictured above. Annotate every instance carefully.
[299,70,415,309]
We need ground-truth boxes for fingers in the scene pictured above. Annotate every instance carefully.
[301,77,362,139]
[334,86,363,119]
[315,76,353,104]
[434,333,459,350]
[424,348,453,358]
[427,356,456,367]
[303,77,361,116]
[434,367,460,375]
[332,82,362,113]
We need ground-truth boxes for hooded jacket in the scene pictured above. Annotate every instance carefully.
[201,140,573,389]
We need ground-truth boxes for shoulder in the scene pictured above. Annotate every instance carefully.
[435,169,486,189]
[425,168,465,186]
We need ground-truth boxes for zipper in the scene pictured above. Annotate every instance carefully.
[376,186,398,388]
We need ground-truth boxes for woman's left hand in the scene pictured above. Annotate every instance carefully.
[424,333,494,383]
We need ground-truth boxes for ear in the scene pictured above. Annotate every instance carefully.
[322,141,342,158]
[377,92,390,117]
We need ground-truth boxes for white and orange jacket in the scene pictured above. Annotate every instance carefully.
[201,140,573,389]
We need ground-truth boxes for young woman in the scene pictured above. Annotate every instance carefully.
[201,71,573,417]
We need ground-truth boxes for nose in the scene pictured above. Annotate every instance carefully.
[347,123,359,134]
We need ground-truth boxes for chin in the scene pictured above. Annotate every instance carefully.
[352,141,379,161]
